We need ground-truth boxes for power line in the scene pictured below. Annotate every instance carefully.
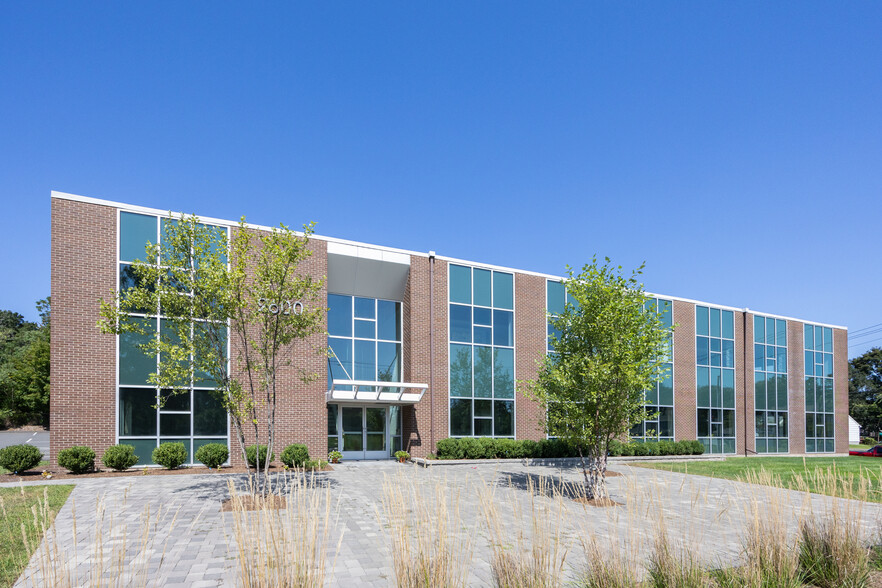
[850,327,882,340]
[851,322,882,336]
[849,336,882,348]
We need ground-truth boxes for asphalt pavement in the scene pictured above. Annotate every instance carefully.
[0,430,49,457]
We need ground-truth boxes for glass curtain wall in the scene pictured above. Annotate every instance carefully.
[754,316,788,453]
[631,298,674,442]
[117,211,229,466]
[695,306,736,454]
[448,264,515,437]
[805,324,835,452]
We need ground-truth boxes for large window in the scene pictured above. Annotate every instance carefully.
[695,306,736,454]
[449,264,514,437]
[754,316,788,453]
[117,211,229,466]
[805,324,835,453]
[631,298,674,442]
[327,294,402,389]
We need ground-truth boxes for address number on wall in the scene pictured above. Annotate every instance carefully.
[257,298,304,315]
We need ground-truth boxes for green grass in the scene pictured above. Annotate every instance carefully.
[0,461,48,476]
[631,456,882,502]
[850,444,873,450]
[0,484,74,587]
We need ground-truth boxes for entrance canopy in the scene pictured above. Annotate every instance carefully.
[327,380,427,404]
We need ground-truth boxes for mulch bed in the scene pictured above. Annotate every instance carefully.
[4,464,333,481]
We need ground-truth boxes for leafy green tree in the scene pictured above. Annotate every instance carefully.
[524,258,671,500]
[99,215,323,491]
[0,299,50,426]
[849,347,882,438]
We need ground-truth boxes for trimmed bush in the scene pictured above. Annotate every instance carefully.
[57,445,95,474]
[861,436,876,446]
[304,459,327,470]
[245,444,275,468]
[195,443,229,468]
[436,438,463,459]
[688,440,705,455]
[102,444,138,471]
[432,437,703,460]
[656,441,676,456]
[608,440,624,457]
[0,444,43,474]
[152,442,188,469]
[280,443,309,468]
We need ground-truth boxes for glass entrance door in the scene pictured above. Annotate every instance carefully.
[339,406,388,460]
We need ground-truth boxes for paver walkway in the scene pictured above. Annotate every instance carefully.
[5,461,882,586]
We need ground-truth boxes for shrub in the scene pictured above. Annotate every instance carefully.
[632,442,651,457]
[674,440,692,455]
[102,444,138,471]
[688,440,705,455]
[195,443,229,468]
[476,437,496,459]
[644,442,661,456]
[656,440,677,456]
[245,444,275,468]
[619,442,635,456]
[520,440,540,458]
[280,443,310,468]
[436,438,463,459]
[494,438,519,459]
[608,440,624,457]
[861,436,876,446]
[152,442,188,469]
[303,459,327,470]
[0,444,43,474]
[459,438,483,460]
[57,446,95,474]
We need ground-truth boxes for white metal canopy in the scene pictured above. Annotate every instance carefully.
[327,380,428,404]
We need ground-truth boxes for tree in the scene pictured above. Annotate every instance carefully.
[849,347,882,438]
[0,299,50,426]
[99,215,323,491]
[524,258,671,500]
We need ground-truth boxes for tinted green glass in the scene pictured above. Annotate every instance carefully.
[119,388,157,436]
[723,438,735,454]
[160,389,190,411]
[327,405,338,436]
[755,344,765,371]
[377,300,400,341]
[814,326,823,351]
[723,410,735,437]
[327,294,352,337]
[474,326,492,345]
[120,212,157,262]
[119,317,157,386]
[756,438,767,453]
[645,382,658,405]
[696,337,709,366]
[722,369,735,408]
[754,316,765,344]
[804,324,813,349]
[343,433,363,451]
[160,414,190,436]
[119,439,157,466]
[659,369,673,405]
[193,390,226,436]
[492,272,513,310]
[450,304,472,342]
[755,372,766,409]
[473,418,492,436]
[767,376,777,410]
[824,378,834,412]
[776,347,787,375]
[805,378,815,411]
[493,310,513,347]
[722,311,734,339]
[474,307,492,326]
[711,368,722,408]
[450,399,472,436]
[722,339,734,368]
[777,375,787,409]
[473,346,492,398]
[329,337,352,382]
[697,366,710,407]
[777,320,787,346]
[474,399,492,417]
[696,306,709,336]
[659,300,672,328]
[659,406,673,437]
[547,281,566,315]
[697,409,709,436]
[473,268,492,307]
[493,348,514,398]
[494,401,513,436]
[766,318,776,345]
[823,327,833,353]
[449,344,472,397]
[449,265,471,304]
[159,319,189,388]
[710,308,721,337]
[193,322,226,387]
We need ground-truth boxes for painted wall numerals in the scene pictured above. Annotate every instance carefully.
[257,298,304,315]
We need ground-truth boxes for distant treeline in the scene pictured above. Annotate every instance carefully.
[0,298,49,427]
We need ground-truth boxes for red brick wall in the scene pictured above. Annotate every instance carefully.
[672,300,697,442]
[787,320,807,454]
[834,327,849,453]
[514,273,546,441]
[50,198,118,465]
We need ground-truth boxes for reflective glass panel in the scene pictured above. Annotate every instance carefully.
[120,212,157,262]
[354,297,375,319]
[353,340,375,380]
[327,295,352,337]
[377,342,400,382]
[696,306,709,336]
[449,265,471,304]
[450,399,472,436]
[493,348,514,398]
[547,281,566,315]
[494,401,513,436]
[493,310,514,347]
[449,344,472,397]
[473,346,492,398]
[160,414,190,436]
[377,300,400,341]
[492,272,513,310]
[450,304,472,343]
[119,388,157,436]
[473,268,492,307]
[119,317,157,386]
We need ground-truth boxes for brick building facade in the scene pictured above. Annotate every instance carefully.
[50,191,849,465]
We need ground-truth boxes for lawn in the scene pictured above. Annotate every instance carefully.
[631,456,882,502]
[0,484,74,587]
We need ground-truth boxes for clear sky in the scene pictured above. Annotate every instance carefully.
[1,3,880,357]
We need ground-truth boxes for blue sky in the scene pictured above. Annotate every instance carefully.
[1,3,880,357]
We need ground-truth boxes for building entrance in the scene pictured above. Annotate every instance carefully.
[329,404,402,460]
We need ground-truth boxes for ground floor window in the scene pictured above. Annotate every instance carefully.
[630,405,674,442]
[118,387,228,465]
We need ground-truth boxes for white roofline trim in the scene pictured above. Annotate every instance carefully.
[50,190,848,331]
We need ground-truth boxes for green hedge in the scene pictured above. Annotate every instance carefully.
[434,438,704,460]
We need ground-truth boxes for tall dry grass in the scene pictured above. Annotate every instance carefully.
[20,485,182,587]
[479,475,568,588]
[227,471,340,588]
[380,469,475,588]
